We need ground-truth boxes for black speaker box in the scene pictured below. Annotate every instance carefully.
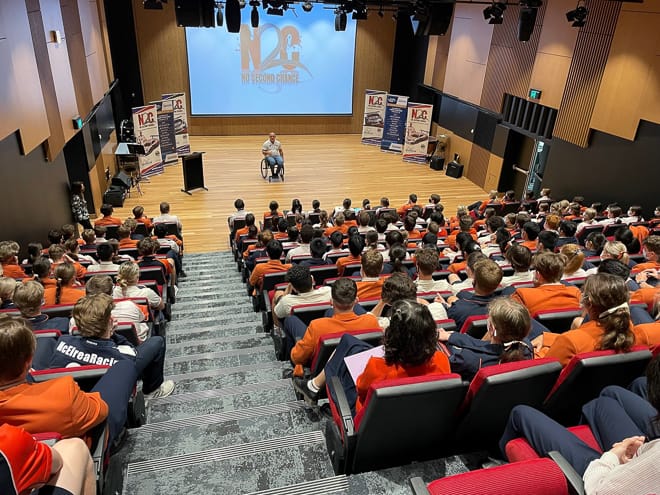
[112,171,132,190]
[446,161,464,179]
[175,0,215,27]
[103,186,126,207]
[518,7,538,42]
[430,157,445,171]
[419,3,454,36]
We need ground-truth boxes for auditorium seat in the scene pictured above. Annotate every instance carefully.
[505,424,601,463]
[308,328,383,376]
[532,307,582,334]
[325,373,467,474]
[309,264,339,286]
[543,348,652,425]
[459,314,489,339]
[290,302,333,326]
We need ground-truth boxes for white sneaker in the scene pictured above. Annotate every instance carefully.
[144,380,175,399]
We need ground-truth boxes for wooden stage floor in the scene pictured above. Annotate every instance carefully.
[117,135,486,253]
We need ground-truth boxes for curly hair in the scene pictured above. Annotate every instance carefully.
[383,300,437,367]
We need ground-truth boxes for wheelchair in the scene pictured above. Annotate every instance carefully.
[260,157,284,182]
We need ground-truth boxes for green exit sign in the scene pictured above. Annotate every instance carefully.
[529,89,542,100]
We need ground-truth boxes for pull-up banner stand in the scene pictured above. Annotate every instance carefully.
[181,152,208,195]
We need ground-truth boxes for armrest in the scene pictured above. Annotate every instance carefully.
[328,375,354,437]
[547,451,584,495]
[409,477,431,495]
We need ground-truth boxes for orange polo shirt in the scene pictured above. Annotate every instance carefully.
[94,216,122,227]
[248,260,291,290]
[43,285,85,305]
[2,263,26,279]
[356,278,385,301]
[512,284,581,316]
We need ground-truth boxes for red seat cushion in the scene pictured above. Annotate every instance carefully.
[506,425,602,463]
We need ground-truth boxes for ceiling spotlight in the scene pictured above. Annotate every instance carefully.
[238,0,246,7]
[302,1,312,12]
[566,2,588,27]
[249,0,260,26]
[483,1,506,24]
[352,8,367,20]
[335,8,347,31]
[266,7,284,15]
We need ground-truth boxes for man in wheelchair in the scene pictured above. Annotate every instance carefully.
[262,132,284,178]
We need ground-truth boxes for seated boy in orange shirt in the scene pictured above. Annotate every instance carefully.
[94,204,122,227]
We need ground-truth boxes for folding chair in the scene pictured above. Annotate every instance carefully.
[325,373,467,474]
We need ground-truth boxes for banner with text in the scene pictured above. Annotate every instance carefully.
[361,89,387,146]
[162,92,191,155]
[152,99,178,165]
[131,104,164,177]
[402,102,433,163]
[380,94,409,153]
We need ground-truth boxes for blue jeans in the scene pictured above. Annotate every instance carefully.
[266,156,283,175]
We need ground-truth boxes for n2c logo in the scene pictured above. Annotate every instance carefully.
[368,95,383,106]
[240,24,309,74]
[137,112,155,126]
[411,108,428,120]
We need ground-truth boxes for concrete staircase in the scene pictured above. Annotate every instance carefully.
[107,252,467,494]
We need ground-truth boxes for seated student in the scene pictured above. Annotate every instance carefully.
[299,238,331,267]
[632,235,660,274]
[84,275,149,342]
[335,235,364,277]
[0,241,26,279]
[357,211,374,234]
[117,225,138,250]
[356,250,386,301]
[556,220,578,248]
[323,231,347,260]
[80,229,96,248]
[540,273,643,365]
[244,229,272,267]
[227,198,249,230]
[447,235,481,274]
[468,190,498,217]
[442,259,503,331]
[93,226,108,244]
[650,206,660,227]
[152,201,183,235]
[48,245,86,282]
[560,243,587,279]
[415,247,452,294]
[332,198,352,219]
[25,257,56,288]
[499,355,660,491]
[64,239,96,267]
[513,252,582,315]
[446,251,488,294]
[615,226,642,257]
[324,213,348,237]
[263,200,280,224]
[112,262,164,311]
[501,243,534,287]
[153,224,184,278]
[0,423,96,495]
[133,205,153,232]
[272,264,332,329]
[576,207,598,234]
[583,231,607,257]
[15,282,70,332]
[397,193,418,218]
[477,215,505,244]
[234,213,258,247]
[344,209,358,229]
[137,237,174,281]
[286,224,314,263]
[293,300,451,411]
[50,294,173,399]
[0,314,136,446]
[537,230,559,253]
[313,210,332,231]
[563,203,582,222]
[482,227,511,259]
[382,244,409,275]
[446,216,478,251]
[22,242,43,268]
[272,218,289,241]
[43,264,84,306]
[598,204,625,226]
[86,243,120,274]
[287,278,379,375]
[401,215,422,241]
[543,214,561,234]
[0,277,17,310]
[248,240,291,292]
[94,204,122,228]
[438,297,534,381]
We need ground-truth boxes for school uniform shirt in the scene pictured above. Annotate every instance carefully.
[501,271,534,287]
[274,286,332,319]
[416,278,453,294]
[86,261,120,273]
[69,300,148,341]
[355,351,451,413]
[446,332,533,381]
[632,321,660,348]
[27,314,70,334]
[43,285,85,306]
[153,213,182,232]
[356,277,385,301]
[49,334,136,369]
[336,255,362,276]
[512,284,582,316]
[0,424,53,495]
[447,293,496,332]
[0,377,108,438]
[286,244,310,263]
[1,263,26,279]
[631,261,660,274]
[94,216,122,227]
[291,312,380,369]
[248,260,291,289]
[112,285,162,309]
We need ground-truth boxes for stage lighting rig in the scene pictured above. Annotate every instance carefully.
[483,1,506,24]
[566,1,588,27]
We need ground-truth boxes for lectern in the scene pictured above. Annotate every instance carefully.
[181,152,208,195]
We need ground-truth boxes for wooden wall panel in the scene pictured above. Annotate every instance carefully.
[0,1,49,154]
[528,0,578,109]
[443,4,493,105]
[431,32,451,90]
[480,3,546,113]
[590,5,660,140]
[132,0,394,135]
[484,154,503,192]
[79,0,108,103]
[553,0,620,147]
[61,0,94,117]
[95,0,114,83]
[466,143,489,188]
[435,124,473,177]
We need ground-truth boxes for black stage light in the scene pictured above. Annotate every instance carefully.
[566,3,588,27]
[225,0,241,32]
[144,0,163,9]
[335,9,347,31]
[216,5,223,26]
[302,1,312,12]
[251,5,259,26]
[483,2,506,24]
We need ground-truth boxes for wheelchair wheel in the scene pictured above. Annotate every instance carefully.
[260,158,269,179]
[279,163,284,182]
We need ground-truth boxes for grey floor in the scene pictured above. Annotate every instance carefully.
[107,252,470,494]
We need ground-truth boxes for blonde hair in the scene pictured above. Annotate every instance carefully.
[601,241,629,265]
[560,244,585,277]
[73,294,114,338]
[0,315,36,381]
[0,278,18,303]
[116,262,139,296]
[13,280,45,317]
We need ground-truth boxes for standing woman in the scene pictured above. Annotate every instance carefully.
[70,182,92,230]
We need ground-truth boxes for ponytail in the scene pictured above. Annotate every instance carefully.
[55,278,63,305]
[499,341,533,364]
[599,306,634,353]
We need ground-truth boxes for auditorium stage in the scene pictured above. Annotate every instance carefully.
[117,134,486,253]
